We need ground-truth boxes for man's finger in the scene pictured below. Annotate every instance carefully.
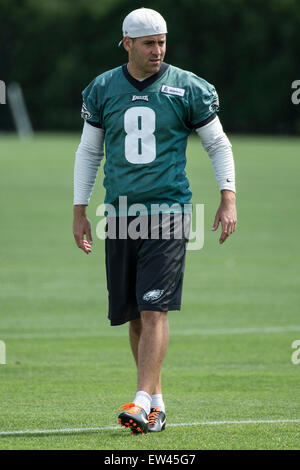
[74,232,84,249]
[219,220,230,243]
[86,226,93,245]
[212,213,220,231]
[228,221,234,235]
[83,239,92,253]
[219,230,229,244]
[74,232,91,253]
[228,219,237,235]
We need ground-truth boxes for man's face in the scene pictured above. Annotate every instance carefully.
[125,34,166,75]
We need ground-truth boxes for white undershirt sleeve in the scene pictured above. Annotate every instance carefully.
[73,121,105,205]
[195,116,236,193]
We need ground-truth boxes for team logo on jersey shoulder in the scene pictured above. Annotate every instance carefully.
[132,95,149,102]
[209,90,219,113]
[161,84,185,97]
[143,289,164,302]
[81,102,92,120]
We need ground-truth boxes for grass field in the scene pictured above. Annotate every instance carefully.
[0,132,299,450]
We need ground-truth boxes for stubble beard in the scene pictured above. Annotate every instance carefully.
[131,49,164,77]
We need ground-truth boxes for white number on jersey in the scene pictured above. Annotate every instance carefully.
[124,107,156,164]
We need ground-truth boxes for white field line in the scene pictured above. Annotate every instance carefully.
[1,325,300,340]
[0,419,300,437]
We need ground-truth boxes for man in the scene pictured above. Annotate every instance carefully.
[73,8,237,435]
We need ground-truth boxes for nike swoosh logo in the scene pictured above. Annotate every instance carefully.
[226,178,233,182]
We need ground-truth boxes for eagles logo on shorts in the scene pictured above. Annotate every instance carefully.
[143,290,165,302]
[81,102,92,120]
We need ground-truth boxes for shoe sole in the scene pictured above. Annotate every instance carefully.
[118,413,148,435]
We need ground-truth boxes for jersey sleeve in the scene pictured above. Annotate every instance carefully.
[81,78,102,128]
[187,74,219,129]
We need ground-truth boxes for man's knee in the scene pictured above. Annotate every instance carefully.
[140,310,168,327]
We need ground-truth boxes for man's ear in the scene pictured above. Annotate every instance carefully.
[123,37,132,52]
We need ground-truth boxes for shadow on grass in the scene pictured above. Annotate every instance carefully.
[0,429,145,440]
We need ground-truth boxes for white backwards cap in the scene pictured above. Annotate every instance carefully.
[118,8,167,47]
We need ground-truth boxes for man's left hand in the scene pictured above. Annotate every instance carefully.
[212,190,237,244]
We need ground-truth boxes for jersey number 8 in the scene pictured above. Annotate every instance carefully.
[124,107,156,164]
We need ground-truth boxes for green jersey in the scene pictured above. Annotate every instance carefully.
[81,63,218,215]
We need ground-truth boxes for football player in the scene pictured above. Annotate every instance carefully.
[73,8,237,434]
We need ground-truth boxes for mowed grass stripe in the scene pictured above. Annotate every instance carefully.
[2,325,300,339]
[1,419,300,437]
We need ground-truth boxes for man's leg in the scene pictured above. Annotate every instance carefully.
[119,311,169,433]
[129,312,169,394]
[137,310,169,395]
[129,317,141,368]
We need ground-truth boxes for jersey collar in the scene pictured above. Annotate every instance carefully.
[122,62,169,91]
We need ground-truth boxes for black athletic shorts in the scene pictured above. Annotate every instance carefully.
[105,213,190,326]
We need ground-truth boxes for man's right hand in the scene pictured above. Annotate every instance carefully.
[73,205,93,254]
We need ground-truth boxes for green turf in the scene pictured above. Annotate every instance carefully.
[0,132,299,449]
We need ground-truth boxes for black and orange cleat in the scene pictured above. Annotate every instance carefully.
[148,407,166,432]
[118,402,149,435]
